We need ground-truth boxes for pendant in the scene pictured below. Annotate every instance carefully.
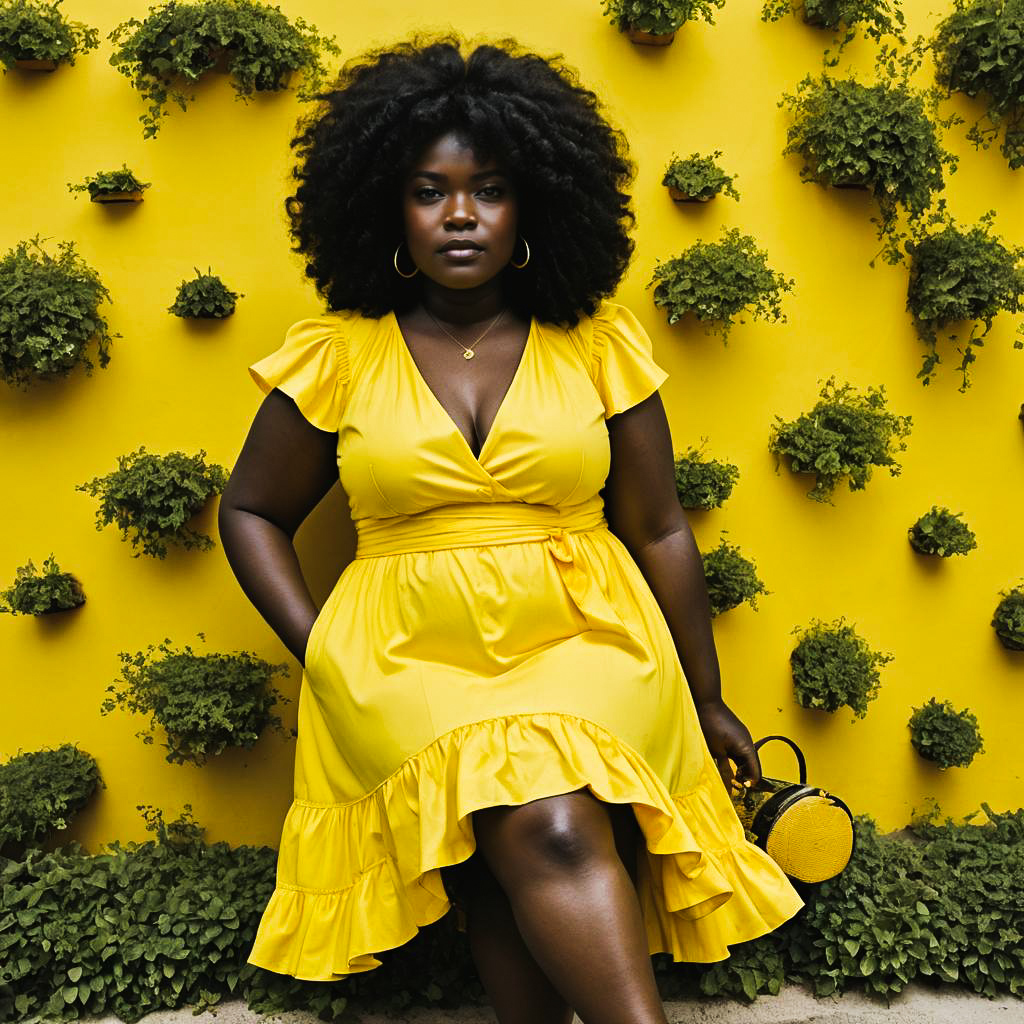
[463,350,475,359]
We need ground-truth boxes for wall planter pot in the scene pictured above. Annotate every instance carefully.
[67,164,151,204]
[13,57,57,70]
[91,190,145,203]
[626,24,676,44]
[668,185,714,202]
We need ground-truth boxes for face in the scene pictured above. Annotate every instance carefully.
[400,130,519,289]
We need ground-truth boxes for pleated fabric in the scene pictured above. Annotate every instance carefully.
[244,300,805,981]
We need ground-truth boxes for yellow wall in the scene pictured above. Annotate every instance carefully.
[1,0,1020,852]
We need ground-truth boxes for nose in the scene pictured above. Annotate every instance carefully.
[443,190,477,224]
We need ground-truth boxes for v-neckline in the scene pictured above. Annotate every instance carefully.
[389,309,534,465]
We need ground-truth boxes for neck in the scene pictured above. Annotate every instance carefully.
[417,281,508,326]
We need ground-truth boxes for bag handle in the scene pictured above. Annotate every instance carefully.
[753,735,807,785]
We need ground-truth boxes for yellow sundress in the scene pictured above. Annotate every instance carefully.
[244,299,805,981]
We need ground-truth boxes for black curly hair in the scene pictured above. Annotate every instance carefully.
[284,30,638,328]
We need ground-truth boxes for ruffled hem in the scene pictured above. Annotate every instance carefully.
[246,711,806,981]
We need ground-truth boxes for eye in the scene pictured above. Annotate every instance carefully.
[479,185,504,197]
[414,186,441,198]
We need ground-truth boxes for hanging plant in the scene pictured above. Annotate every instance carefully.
[908,697,985,769]
[107,0,341,139]
[991,580,1024,650]
[760,0,907,66]
[907,506,977,557]
[768,375,913,504]
[66,163,152,203]
[673,439,740,509]
[904,202,1024,391]
[778,39,962,268]
[929,0,1024,170]
[648,225,796,344]
[599,0,726,45]
[75,445,229,559]
[0,0,99,73]
[100,634,291,767]
[701,534,770,616]
[0,554,85,615]
[790,616,893,720]
[663,149,740,203]
[0,234,118,390]
[168,266,243,319]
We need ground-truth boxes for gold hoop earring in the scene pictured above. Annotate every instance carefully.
[393,242,419,278]
[510,235,530,269]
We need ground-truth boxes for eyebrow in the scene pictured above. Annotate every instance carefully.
[410,170,507,181]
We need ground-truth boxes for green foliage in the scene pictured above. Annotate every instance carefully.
[648,226,796,344]
[0,0,98,69]
[904,202,1024,391]
[700,534,771,616]
[0,553,85,615]
[778,39,963,268]
[790,616,893,719]
[908,696,985,769]
[0,234,118,389]
[662,149,740,201]
[599,0,726,34]
[761,0,907,66]
[768,375,913,503]
[99,634,292,766]
[907,505,977,557]
[991,580,1024,650]
[929,0,1024,169]
[75,445,228,558]
[0,743,102,856]
[107,0,341,139]
[66,162,152,199]
[673,438,740,509]
[168,265,243,318]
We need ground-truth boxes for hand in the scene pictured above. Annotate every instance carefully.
[694,699,761,793]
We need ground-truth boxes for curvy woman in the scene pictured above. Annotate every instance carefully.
[218,32,805,1024]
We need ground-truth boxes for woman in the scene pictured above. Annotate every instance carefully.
[218,32,805,1024]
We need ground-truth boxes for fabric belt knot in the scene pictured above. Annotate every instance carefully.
[545,528,575,565]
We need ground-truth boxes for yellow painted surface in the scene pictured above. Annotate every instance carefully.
[0,0,1020,852]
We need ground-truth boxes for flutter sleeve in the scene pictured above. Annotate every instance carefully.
[248,315,350,432]
[590,300,669,418]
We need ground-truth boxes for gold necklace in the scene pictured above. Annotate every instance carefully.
[423,306,507,360]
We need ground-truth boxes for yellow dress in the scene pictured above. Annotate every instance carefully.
[244,299,805,982]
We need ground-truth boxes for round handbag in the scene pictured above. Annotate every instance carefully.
[729,734,856,884]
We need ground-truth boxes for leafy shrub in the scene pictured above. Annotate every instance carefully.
[662,149,740,201]
[107,0,341,139]
[75,445,229,558]
[761,0,907,65]
[904,202,1024,391]
[0,0,99,69]
[908,696,985,769]
[100,635,292,766]
[673,439,740,509]
[907,505,977,557]
[991,580,1024,650]
[648,225,796,344]
[168,266,243,318]
[0,553,85,614]
[789,616,893,719]
[701,535,770,616]
[0,743,102,857]
[66,162,152,200]
[768,375,913,504]
[0,234,119,389]
[599,0,727,36]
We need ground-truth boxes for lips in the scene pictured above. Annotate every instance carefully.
[438,240,483,252]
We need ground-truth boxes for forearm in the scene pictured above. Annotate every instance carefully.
[621,522,724,709]
[217,505,318,665]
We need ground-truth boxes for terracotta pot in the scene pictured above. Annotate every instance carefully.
[92,190,146,203]
[831,178,870,190]
[668,185,714,203]
[14,58,57,71]
[625,24,675,45]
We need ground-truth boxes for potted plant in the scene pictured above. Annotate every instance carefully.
[0,0,99,73]
[908,697,984,769]
[100,635,291,767]
[0,234,118,390]
[907,505,977,557]
[75,445,229,559]
[168,266,243,318]
[929,0,1024,170]
[991,580,1024,651]
[599,0,726,45]
[663,150,740,203]
[778,39,963,268]
[790,616,893,720]
[107,0,341,139]
[701,534,770,616]
[0,554,85,615]
[648,225,796,344]
[904,202,1024,392]
[673,439,740,509]
[768,375,913,504]
[66,163,152,203]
